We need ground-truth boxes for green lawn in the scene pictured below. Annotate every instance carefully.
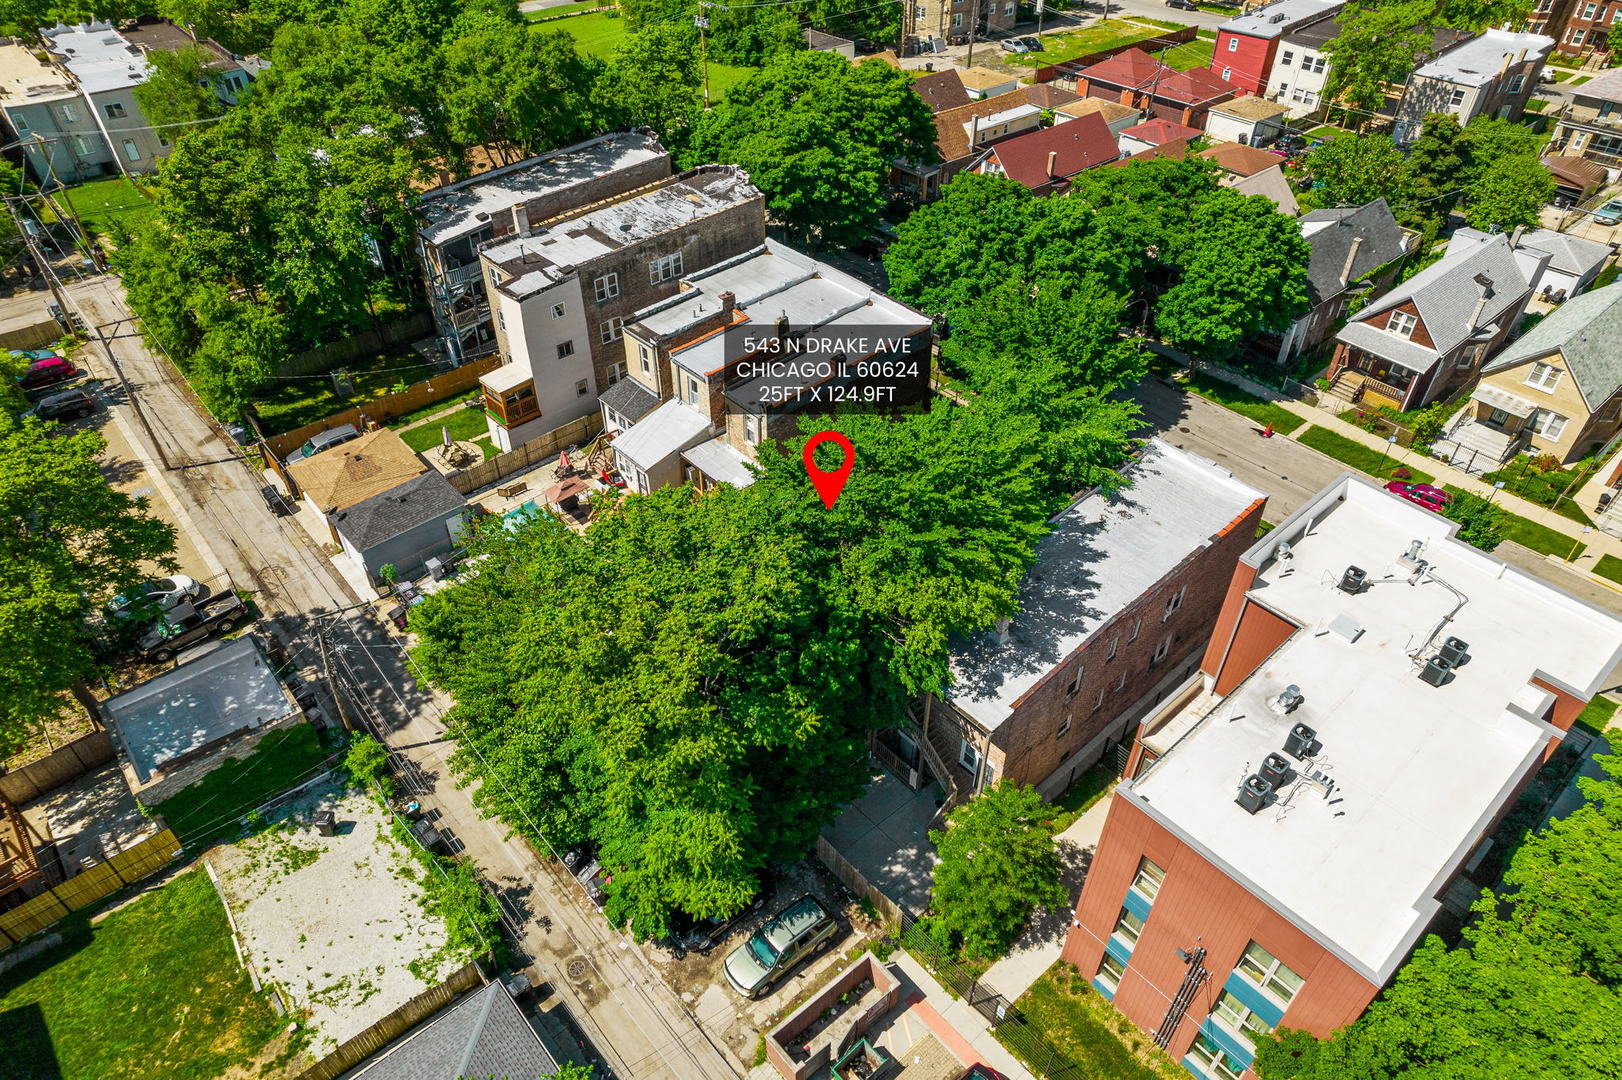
[400,404,491,451]
[1594,554,1622,585]
[1011,25,1164,67]
[523,0,608,19]
[387,389,480,430]
[544,11,756,95]
[1571,75,1593,86]
[1575,693,1620,736]
[1186,373,1306,435]
[1047,764,1116,832]
[57,177,157,239]
[1162,39,1214,71]
[154,725,330,848]
[1482,459,1594,525]
[1440,484,1584,560]
[253,347,437,435]
[0,869,297,1080]
[1298,425,1434,483]
[999,963,1184,1080]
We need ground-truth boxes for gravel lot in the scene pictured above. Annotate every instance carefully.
[207,784,466,1055]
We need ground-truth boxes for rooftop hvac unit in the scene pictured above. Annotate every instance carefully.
[1258,752,1291,788]
[1339,566,1368,595]
[1420,655,1453,687]
[1284,722,1317,759]
[1268,684,1304,715]
[1438,636,1469,665]
[1236,774,1273,815]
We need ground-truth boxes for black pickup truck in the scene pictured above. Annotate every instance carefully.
[137,591,250,663]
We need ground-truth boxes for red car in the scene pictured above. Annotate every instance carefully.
[1385,481,1450,513]
[16,356,78,391]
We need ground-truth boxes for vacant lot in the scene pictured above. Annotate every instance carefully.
[999,962,1183,1080]
[253,347,436,435]
[0,868,300,1080]
[547,12,757,94]
[57,177,158,239]
[155,725,331,849]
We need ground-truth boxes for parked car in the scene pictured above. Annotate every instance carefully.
[1385,481,1451,513]
[1017,36,1042,50]
[285,423,361,464]
[1593,198,1622,226]
[137,591,249,663]
[8,348,60,363]
[656,874,775,958]
[21,386,96,422]
[723,895,838,998]
[1166,0,1198,9]
[999,38,1030,53]
[107,575,207,620]
[16,356,77,392]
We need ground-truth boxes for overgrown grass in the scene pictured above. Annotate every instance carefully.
[253,348,436,435]
[999,963,1184,1080]
[399,404,491,451]
[1298,425,1434,483]
[1440,484,1584,559]
[56,177,158,239]
[1575,693,1619,737]
[0,869,297,1080]
[1047,764,1116,832]
[545,9,755,94]
[1483,459,1595,525]
[154,724,331,847]
[1184,373,1306,434]
[1594,554,1622,586]
[1011,25,1164,67]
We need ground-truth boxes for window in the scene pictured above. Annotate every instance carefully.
[1163,585,1186,621]
[1064,665,1084,698]
[1449,87,1467,108]
[1531,409,1568,440]
[576,378,589,397]
[1277,81,1288,94]
[122,139,140,163]
[951,12,963,26]
[551,302,567,319]
[11,114,26,133]
[607,360,626,386]
[489,267,499,287]
[1222,67,1232,80]
[1057,714,1071,738]
[1526,361,1562,391]
[1093,687,1106,713]
[959,738,981,772]
[59,103,77,123]
[914,3,925,16]
[649,252,683,283]
[1107,637,1119,661]
[638,343,653,373]
[1306,55,1326,74]
[1386,309,1418,338]
[1584,1,1597,15]
[1152,635,1172,665]
[1096,953,1126,992]
[1508,73,1524,95]
[685,374,701,407]
[1128,618,1140,642]
[1236,942,1305,1006]
[1570,28,1588,45]
[1004,1,1014,13]
[599,317,624,344]
[593,272,619,302]
[745,414,763,445]
[1227,37,1238,52]
[104,102,125,119]
[1130,857,1166,902]
[74,135,93,155]
[497,310,506,331]
[1189,1034,1247,1080]
[1280,50,1294,66]
[1212,991,1275,1049]
[557,340,575,359]
[1112,907,1145,947]
[1115,670,1127,691]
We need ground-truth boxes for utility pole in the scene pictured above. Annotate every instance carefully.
[696,2,722,108]
[318,624,360,733]
[3,195,70,319]
[966,0,981,68]
[31,133,100,272]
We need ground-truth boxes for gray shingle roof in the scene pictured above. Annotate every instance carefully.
[1299,199,1410,306]
[1517,228,1613,280]
[598,376,660,424]
[1575,66,1622,105]
[1482,281,1622,410]
[1344,232,1533,365]
[342,981,558,1080]
[329,470,466,551]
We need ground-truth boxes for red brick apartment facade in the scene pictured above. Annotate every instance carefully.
[1529,0,1616,63]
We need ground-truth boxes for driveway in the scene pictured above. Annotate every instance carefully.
[821,767,944,916]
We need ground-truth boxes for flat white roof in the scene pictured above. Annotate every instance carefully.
[480,362,532,394]
[43,23,149,95]
[0,42,75,107]
[1416,29,1553,86]
[1220,0,1343,39]
[1130,476,1622,981]
[947,440,1264,731]
[612,398,711,470]
[682,436,756,488]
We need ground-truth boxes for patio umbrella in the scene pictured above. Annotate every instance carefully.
[560,450,572,472]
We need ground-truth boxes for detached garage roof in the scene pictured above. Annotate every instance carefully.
[329,470,465,551]
[287,428,428,513]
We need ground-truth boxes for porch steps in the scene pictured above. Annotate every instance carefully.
[1436,414,1520,476]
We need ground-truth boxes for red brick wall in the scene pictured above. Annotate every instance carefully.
[1060,797,1381,1061]
[1209,597,1299,697]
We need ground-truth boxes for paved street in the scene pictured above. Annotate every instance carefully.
[64,271,745,1080]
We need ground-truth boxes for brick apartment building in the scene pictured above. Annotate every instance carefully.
[1069,49,1238,128]
[1060,474,1622,1080]
[1528,0,1616,64]
[414,131,670,365]
[904,0,1017,54]
[1211,0,1345,96]
[474,164,766,450]
[602,240,932,494]
[916,441,1265,802]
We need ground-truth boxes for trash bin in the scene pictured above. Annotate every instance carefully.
[313,810,337,837]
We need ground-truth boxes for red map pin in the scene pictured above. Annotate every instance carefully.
[803,431,855,508]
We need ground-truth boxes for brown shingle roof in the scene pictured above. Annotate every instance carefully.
[912,69,973,113]
[1200,141,1285,177]
[1057,98,1139,125]
[933,89,1032,162]
[287,428,429,513]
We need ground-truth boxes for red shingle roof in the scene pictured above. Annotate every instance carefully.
[1199,141,1284,177]
[985,113,1120,190]
[1078,48,1237,105]
[1119,119,1202,146]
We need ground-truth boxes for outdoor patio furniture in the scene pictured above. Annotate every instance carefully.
[496,481,527,498]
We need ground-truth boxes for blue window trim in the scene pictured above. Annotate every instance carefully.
[1104,934,1133,966]
[1091,975,1116,1000]
[1221,970,1286,1028]
[1122,886,1153,921]
[1196,1015,1256,1070]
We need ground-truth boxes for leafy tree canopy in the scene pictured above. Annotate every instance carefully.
[1299,133,1412,214]
[132,46,230,131]
[1463,152,1554,232]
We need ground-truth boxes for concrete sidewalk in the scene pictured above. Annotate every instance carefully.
[890,950,1039,1080]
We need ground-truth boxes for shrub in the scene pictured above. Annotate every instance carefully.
[1442,489,1506,552]
[1392,466,1411,480]
[1532,454,1562,474]
[343,733,391,789]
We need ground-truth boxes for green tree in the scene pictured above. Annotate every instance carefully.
[133,46,230,130]
[1442,488,1505,550]
[928,780,1067,959]
[883,173,1038,317]
[1464,153,1555,232]
[0,423,177,756]
[1458,114,1550,187]
[442,25,603,163]
[1300,134,1411,212]
[596,25,704,149]
[1402,112,1467,219]
[686,51,937,248]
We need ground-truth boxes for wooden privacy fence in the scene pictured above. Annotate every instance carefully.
[291,960,486,1080]
[275,314,435,377]
[0,827,180,945]
[0,731,113,804]
[815,834,904,928]
[1032,27,1199,85]
[447,412,603,495]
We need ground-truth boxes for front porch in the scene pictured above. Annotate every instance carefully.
[1325,346,1425,411]
[1432,384,1537,474]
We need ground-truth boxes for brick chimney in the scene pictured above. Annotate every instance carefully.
[719,291,736,313]
[1340,235,1364,286]
[1046,150,1058,179]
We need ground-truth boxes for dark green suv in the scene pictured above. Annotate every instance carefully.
[722,895,838,998]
